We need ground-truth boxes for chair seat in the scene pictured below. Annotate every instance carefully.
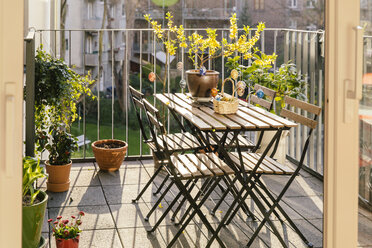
[148,132,202,153]
[229,152,294,175]
[207,132,255,149]
[169,153,235,179]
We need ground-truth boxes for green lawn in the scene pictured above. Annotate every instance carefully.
[71,121,150,158]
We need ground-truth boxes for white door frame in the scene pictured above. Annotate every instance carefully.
[324,0,362,247]
[0,0,24,247]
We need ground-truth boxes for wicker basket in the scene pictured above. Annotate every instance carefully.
[213,78,239,114]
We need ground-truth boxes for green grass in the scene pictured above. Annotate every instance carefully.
[71,121,150,158]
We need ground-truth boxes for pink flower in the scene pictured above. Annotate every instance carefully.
[71,215,76,219]
[53,221,58,225]
[48,219,53,222]
[76,220,82,225]
[64,230,69,236]
[63,220,69,225]
[79,211,85,216]
[57,216,62,220]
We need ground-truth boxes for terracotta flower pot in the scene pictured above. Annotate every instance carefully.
[56,235,79,248]
[185,70,219,101]
[45,161,72,192]
[92,139,128,171]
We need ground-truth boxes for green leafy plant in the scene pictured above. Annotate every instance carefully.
[22,157,47,206]
[33,46,95,154]
[48,211,85,239]
[41,124,78,165]
[226,58,307,113]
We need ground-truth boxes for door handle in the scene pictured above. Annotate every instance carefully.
[4,82,16,178]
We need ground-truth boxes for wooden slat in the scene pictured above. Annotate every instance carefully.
[195,153,229,176]
[281,108,318,129]
[174,154,203,177]
[172,133,200,149]
[238,99,297,127]
[133,97,144,110]
[184,154,214,176]
[238,106,283,128]
[143,99,158,115]
[165,134,192,150]
[224,114,257,129]
[260,154,294,174]
[129,85,143,99]
[170,155,192,178]
[165,93,226,130]
[248,153,285,174]
[250,95,272,110]
[147,112,164,131]
[203,152,235,174]
[155,94,212,131]
[242,153,276,174]
[229,152,264,173]
[285,96,321,115]
[199,106,242,129]
[236,110,270,128]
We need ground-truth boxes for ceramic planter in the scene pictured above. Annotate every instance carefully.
[22,191,48,248]
[45,161,72,192]
[56,235,80,248]
[92,139,128,171]
[185,70,219,101]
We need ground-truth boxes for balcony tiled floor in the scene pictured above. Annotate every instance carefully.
[38,160,372,248]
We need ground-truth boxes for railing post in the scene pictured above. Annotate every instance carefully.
[25,30,35,157]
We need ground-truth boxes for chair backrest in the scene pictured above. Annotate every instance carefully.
[250,84,277,111]
[142,99,167,134]
[128,86,149,141]
[280,96,321,130]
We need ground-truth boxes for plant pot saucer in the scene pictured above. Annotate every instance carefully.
[47,179,70,192]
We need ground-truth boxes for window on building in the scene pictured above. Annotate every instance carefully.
[121,4,125,16]
[254,0,264,10]
[289,0,297,8]
[289,19,297,29]
[87,2,93,19]
[111,5,115,18]
[86,36,93,54]
[306,0,317,8]
[65,39,69,50]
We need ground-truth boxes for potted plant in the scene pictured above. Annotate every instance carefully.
[48,211,85,248]
[22,156,48,248]
[31,47,95,191]
[41,124,78,192]
[144,12,276,102]
[92,139,128,171]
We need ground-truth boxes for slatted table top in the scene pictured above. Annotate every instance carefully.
[155,93,297,132]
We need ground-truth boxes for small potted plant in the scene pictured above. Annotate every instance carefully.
[22,157,48,248]
[144,12,276,101]
[92,139,128,171]
[48,211,85,248]
[41,124,78,192]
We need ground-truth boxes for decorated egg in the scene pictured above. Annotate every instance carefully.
[148,72,156,82]
[179,79,187,89]
[211,88,218,97]
[177,62,183,71]
[230,69,239,80]
[199,66,207,76]
[237,81,246,90]
[237,88,245,97]
[256,89,265,99]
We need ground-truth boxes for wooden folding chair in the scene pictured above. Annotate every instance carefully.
[140,97,238,247]
[129,86,205,202]
[207,96,321,248]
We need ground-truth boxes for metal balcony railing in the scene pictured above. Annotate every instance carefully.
[24,27,325,176]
